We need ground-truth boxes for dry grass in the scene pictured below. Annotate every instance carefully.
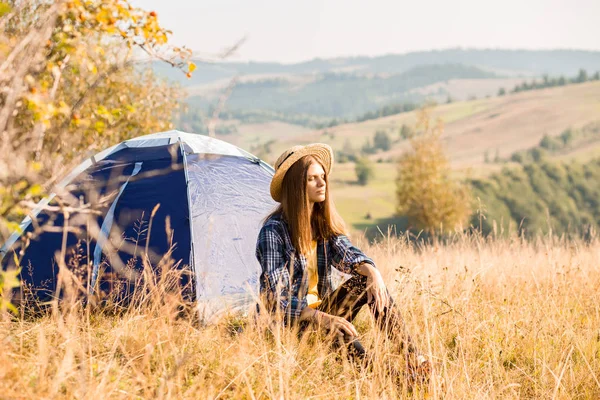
[2,233,600,399]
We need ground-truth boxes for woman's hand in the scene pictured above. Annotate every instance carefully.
[359,264,390,313]
[316,311,358,338]
[299,307,358,338]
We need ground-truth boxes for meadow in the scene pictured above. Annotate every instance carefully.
[1,232,599,399]
[3,3,600,399]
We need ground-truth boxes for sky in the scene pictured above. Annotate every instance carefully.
[133,0,600,64]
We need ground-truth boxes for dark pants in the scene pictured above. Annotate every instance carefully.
[302,274,417,361]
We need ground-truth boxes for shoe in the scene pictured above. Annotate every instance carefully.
[406,354,431,385]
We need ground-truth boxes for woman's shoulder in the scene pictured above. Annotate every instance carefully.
[259,212,289,237]
[262,212,285,228]
[257,213,292,249]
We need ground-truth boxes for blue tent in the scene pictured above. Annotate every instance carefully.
[1,131,276,321]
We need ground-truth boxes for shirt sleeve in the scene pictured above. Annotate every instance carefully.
[329,234,376,274]
[256,224,306,324]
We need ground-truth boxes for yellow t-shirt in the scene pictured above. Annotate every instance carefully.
[306,240,321,308]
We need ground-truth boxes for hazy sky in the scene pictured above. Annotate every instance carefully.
[133,0,600,63]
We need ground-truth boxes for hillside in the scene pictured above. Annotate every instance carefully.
[471,158,600,236]
[186,64,498,118]
[224,81,600,166]
[158,49,600,120]
[209,81,600,233]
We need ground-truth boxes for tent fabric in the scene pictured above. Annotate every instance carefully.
[186,154,275,319]
[90,161,142,292]
[1,131,277,321]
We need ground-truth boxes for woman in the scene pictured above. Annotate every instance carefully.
[255,143,430,379]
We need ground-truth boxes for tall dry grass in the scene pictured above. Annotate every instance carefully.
[1,232,600,399]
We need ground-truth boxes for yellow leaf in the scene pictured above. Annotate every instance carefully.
[27,184,43,197]
[31,161,42,172]
[188,62,196,73]
[14,180,28,191]
[0,267,20,315]
[5,222,22,235]
[3,301,18,314]
[0,2,12,18]
[57,101,71,115]
[94,120,105,133]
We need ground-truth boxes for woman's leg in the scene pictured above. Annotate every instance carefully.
[317,273,418,358]
[310,274,431,382]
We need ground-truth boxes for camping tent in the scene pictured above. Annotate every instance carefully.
[0,130,277,320]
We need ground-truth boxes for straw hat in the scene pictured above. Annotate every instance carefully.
[270,143,333,202]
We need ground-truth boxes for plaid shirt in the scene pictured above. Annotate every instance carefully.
[255,212,375,324]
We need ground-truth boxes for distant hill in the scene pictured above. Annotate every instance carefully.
[258,81,600,166]
[153,49,600,120]
[171,79,600,234]
[154,49,600,86]
[204,80,600,165]
[297,81,600,233]
[186,64,497,118]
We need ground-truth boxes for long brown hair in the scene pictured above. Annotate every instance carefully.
[266,155,347,255]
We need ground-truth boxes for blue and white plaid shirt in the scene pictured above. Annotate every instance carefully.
[255,212,375,324]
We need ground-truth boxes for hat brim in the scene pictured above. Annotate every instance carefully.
[270,143,333,202]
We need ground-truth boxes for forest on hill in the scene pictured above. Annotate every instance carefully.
[185,63,496,118]
[470,157,600,237]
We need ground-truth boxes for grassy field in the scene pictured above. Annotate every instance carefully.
[328,162,399,233]
[2,234,600,399]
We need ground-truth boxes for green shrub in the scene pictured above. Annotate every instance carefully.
[373,130,392,151]
[355,157,375,185]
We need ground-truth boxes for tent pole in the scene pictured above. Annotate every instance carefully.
[178,139,201,324]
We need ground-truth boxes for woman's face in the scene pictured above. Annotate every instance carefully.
[306,161,326,204]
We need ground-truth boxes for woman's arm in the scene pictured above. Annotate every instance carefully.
[331,235,390,313]
[330,234,376,274]
[256,223,306,324]
[356,263,390,313]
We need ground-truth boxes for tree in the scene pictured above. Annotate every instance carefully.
[338,138,357,163]
[511,152,526,164]
[373,130,391,151]
[494,148,501,163]
[530,148,547,163]
[539,134,561,151]
[576,69,588,83]
[498,87,506,96]
[0,0,194,242]
[399,124,413,140]
[395,108,472,233]
[355,157,374,186]
[361,138,376,155]
[560,128,575,146]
